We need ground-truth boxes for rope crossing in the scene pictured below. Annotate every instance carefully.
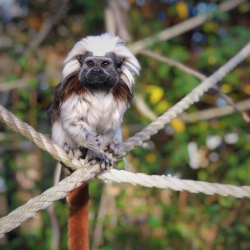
[0,42,250,238]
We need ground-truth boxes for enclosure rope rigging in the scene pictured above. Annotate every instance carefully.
[0,42,250,238]
[123,42,250,151]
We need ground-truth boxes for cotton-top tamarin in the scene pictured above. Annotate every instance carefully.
[48,33,140,169]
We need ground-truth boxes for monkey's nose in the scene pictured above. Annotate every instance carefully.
[91,67,104,76]
[85,66,108,83]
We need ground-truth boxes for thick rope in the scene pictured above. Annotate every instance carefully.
[2,167,250,237]
[123,42,250,151]
[99,170,250,198]
[0,166,99,237]
[0,105,84,171]
[0,42,250,237]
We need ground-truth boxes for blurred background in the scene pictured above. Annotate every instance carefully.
[0,0,250,249]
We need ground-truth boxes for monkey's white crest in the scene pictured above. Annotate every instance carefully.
[62,33,140,90]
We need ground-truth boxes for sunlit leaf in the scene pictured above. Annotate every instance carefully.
[176,2,189,20]
[171,118,185,133]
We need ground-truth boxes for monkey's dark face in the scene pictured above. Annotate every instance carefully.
[76,52,122,92]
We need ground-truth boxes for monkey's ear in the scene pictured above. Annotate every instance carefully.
[117,58,125,69]
[76,54,84,65]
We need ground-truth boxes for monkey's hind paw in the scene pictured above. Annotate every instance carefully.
[85,150,112,170]
[105,141,125,158]
[64,143,83,159]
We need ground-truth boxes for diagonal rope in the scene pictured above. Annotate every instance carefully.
[0,105,83,171]
[123,42,250,151]
[0,42,250,237]
[0,166,99,236]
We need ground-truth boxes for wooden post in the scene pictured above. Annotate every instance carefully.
[68,183,90,250]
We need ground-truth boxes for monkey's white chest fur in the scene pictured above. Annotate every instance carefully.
[80,93,126,133]
[52,93,127,149]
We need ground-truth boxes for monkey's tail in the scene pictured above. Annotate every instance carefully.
[68,183,89,250]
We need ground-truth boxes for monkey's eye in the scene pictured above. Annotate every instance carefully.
[86,60,94,67]
[102,61,110,68]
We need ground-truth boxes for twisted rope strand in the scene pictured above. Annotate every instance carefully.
[0,105,83,171]
[0,42,250,237]
[0,166,100,237]
[99,170,250,198]
[2,167,250,238]
[123,42,250,151]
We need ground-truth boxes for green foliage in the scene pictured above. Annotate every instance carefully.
[1,0,250,249]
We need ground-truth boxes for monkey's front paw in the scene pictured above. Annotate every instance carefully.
[85,150,112,170]
[84,131,102,151]
[64,143,83,159]
[105,141,125,158]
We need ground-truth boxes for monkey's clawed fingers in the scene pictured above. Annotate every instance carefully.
[105,141,125,158]
[85,150,112,170]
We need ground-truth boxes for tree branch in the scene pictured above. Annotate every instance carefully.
[140,49,250,123]
[181,99,250,123]
[129,0,247,53]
